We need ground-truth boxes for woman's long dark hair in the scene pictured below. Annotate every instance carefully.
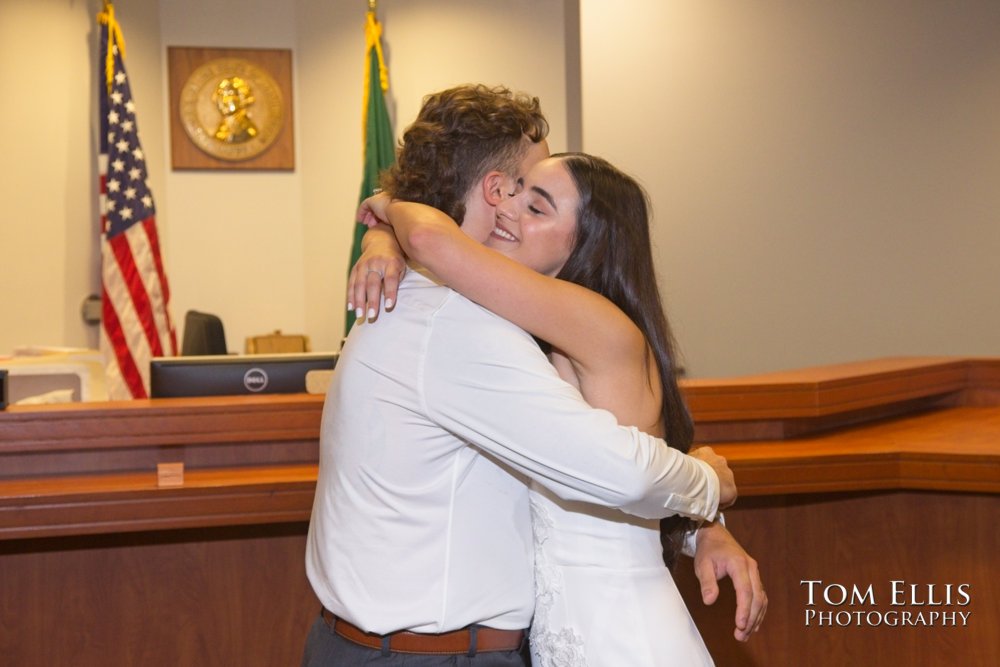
[553,152,695,567]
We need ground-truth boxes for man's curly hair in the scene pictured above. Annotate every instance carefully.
[380,84,548,224]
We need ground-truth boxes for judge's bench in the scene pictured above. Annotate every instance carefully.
[1,357,997,666]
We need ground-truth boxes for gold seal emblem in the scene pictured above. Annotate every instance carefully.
[179,58,284,161]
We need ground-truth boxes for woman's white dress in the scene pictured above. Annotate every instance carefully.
[529,483,715,666]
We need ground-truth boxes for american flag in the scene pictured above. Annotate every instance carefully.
[98,6,176,399]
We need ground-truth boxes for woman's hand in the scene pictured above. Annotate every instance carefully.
[347,221,406,323]
[689,446,737,509]
[356,191,393,229]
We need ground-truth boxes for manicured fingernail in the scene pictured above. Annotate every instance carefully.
[367,308,376,320]
[347,301,353,311]
[385,298,394,309]
[355,307,363,319]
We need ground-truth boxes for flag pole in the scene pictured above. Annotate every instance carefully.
[346,1,395,333]
[96,1,177,398]
[96,1,126,94]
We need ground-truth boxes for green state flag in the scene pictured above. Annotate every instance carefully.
[346,9,395,333]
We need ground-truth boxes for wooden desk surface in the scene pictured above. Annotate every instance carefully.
[714,405,999,495]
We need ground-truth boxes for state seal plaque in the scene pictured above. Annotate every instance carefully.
[168,47,294,170]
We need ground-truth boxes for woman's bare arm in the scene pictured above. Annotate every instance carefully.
[382,200,645,372]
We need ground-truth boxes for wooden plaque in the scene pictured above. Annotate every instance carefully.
[167,46,294,170]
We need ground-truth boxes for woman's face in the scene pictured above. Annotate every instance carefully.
[486,157,578,277]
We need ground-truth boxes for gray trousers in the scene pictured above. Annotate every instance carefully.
[300,614,530,667]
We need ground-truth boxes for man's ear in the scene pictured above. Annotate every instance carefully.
[481,171,508,207]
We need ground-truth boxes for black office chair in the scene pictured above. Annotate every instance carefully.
[181,310,228,356]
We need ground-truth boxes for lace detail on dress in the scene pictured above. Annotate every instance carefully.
[530,496,587,667]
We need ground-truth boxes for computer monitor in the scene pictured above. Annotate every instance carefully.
[149,352,337,398]
[181,310,228,356]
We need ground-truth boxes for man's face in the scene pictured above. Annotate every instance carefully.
[460,139,550,243]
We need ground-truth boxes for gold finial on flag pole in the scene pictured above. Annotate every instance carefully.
[364,2,388,93]
[96,1,127,92]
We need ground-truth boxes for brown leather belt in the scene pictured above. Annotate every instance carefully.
[321,608,525,655]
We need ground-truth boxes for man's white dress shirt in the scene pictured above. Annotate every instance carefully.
[305,270,719,635]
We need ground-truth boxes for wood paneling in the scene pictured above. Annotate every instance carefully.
[0,524,318,666]
[684,356,1000,442]
[0,357,996,666]
[0,393,324,455]
[0,465,316,540]
[674,491,999,667]
[713,406,1000,495]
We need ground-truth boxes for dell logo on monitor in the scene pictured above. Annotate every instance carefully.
[243,368,269,392]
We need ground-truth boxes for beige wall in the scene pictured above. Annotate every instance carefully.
[2,0,997,378]
[580,0,1000,376]
[0,0,101,351]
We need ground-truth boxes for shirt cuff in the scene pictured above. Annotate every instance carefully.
[661,456,720,521]
[680,512,727,557]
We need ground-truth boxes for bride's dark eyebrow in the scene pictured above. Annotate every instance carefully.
[530,185,557,211]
